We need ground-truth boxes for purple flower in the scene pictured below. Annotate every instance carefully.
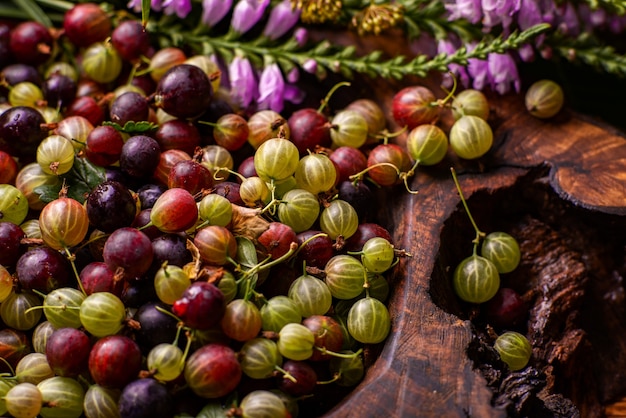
[445,0,482,24]
[555,2,580,36]
[437,39,469,89]
[257,63,286,112]
[262,0,301,40]
[257,64,304,112]
[481,0,520,30]
[466,43,489,90]
[516,0,547,62]
[578,4,607,29]
[284,84,304,106]
[517,0,542,29]
[286,67,299,83]
[517,43,535,62]
[162,0,192,18]
[202,0,233,27]
[127,0,164,13]
[609,14,626,34]
[231,0,271,35]
[487,52,520,94]
[228,56,258,108]
[302,58,317,74]
[293,27,308,47]
[409,32,437,57]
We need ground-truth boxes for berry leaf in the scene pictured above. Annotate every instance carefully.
[236,236,258,269]
[103,120,158,134]
[35,157,106,204]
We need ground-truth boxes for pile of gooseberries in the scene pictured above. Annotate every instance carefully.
[0,3,562,417]
[449,168,532,371]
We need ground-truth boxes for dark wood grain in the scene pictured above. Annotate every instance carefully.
[308,30,626,417]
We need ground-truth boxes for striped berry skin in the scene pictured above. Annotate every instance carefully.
[39,197,89,250]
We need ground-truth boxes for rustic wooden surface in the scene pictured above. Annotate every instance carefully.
[305,30,626,417]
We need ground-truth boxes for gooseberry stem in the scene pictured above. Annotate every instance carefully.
[314,347,363,359]
[318,81,350,114]
[274,365,297,383]
[317,372,342,385]
[172,322,184,347]
[155,305,184,324]
[433,72,458,108]
[212,166,240,182]
[64,247,87,296]
[350,162,419,195]
[374,125,408,144]
[292,232,329,258]
[450,167,486,252]
[177,329,194,370]
[249,242,299,276]
[259,179,279,216]
[349,162,399,183]
[136,220,154,231]
[0,357,14,377]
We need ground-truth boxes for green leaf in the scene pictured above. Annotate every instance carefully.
[66,157,107,203]
[236,236,258,268]
[142,0,151,27]
[11,0,52,27]
[34,183,63,204]
[235,236,259,284]
[36,157,106,204]
[102,120,158,134]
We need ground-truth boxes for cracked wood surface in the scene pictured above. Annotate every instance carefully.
[306,30,626,417]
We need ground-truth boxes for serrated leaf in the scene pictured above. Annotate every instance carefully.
[102,120,158,134]
[34,183,63,204]
[66,157,107,203]
[34,158,105,204]
[236,236,258,268]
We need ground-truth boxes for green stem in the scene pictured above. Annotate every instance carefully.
[318,81,350,113]
[0,358,15,377]
[316,372,342,385]
[450,167,485,253]
[64,247,87,296]
[349,162,401,183]
[314,347,363,359]
[155,305,184,323]
[274,365,297,383]
[153,23,549,81]
[177,329,194,369]
[292,233,329,259]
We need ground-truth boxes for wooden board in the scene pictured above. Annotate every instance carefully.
[306,30,626,417]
